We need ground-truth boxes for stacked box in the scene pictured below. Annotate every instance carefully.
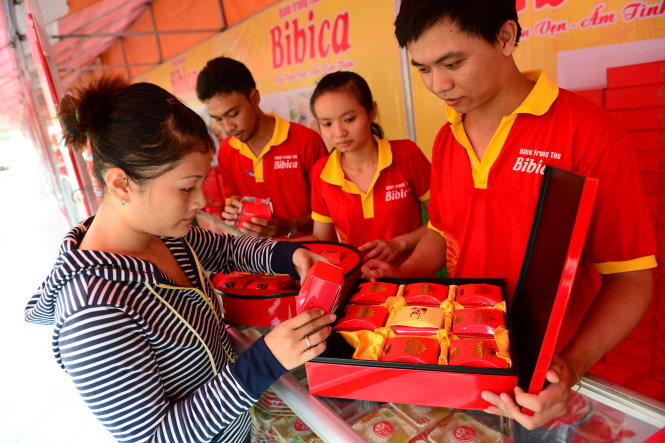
[588,60,665,403]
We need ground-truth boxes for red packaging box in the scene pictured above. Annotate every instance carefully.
[573,88,605,107]
[306,167,598,409]
[640,173,663,194]
[635,151,665,173]
[609,107,665,131]
[245,274,296,290]
[607,61,665,88]
[237,196,273,229]
[629,129,665,150]
[605,83,665,110]
[296,261,344,314]
[215,241,361,327]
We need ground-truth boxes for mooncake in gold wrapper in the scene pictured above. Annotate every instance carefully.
[389,306,445,335]
[380,336,441,364]
[272,414,324,443]
[425,412,502,443]
[334,305,389,332]
[350,282,400,305]
[339,327,395,360]
[455,284,503,307]
[388,403,452,432]
[404,283,449,306]
[351,408,415,442]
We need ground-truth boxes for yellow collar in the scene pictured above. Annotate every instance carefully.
[320,137,393,191]
[319,137,393,219]
[444,70,559,190]
[228,113,290,161]
[445,70,559,124]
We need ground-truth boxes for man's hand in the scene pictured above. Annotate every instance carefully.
[361,259,399,281]
[221,195,242,227]
[358,239,404,263]
[480,354,576,429]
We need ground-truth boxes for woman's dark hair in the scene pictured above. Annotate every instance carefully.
[309,71,384,139]
[59,76,214,188]
[395,0,522,48]
[196,56,256,101]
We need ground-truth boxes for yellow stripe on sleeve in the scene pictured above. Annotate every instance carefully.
[593,255,657,274]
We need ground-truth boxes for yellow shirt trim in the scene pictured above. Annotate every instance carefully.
[445,70,559,189]
[427,221,445,237]
[319,137,393,219]
[312,211,333,223]
[227,113,290,183]
[419,190,430,202]
[593,255,657,274]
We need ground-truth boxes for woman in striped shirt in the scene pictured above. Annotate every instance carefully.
[24,76,335,442]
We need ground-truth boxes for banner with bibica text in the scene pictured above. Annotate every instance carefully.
[409,0,665,156]
[136,0,408,142]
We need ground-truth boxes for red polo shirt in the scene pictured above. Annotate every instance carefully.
[428,71,657,349]
[311,138,430,249]
[217,114,327,221]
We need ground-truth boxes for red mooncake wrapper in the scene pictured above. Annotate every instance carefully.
[449,337,510,369]
[211,272,258,289]
[389,305,445,335]
[404,282,450,306]
[334,305,389,332]
[452,307,505,338]
[380,336,441,365]
[349,282,400,305]
[455,284,502,307]
[245,274,296,290]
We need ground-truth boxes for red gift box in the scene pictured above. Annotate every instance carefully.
[334,305,389,332]
[215,241,360,327]
[629,129,665,150]
[607,60,665,88]
[306,167,598,409]
[245,274,296,291]
[449,338,510,369]
[403,283,449,306]
[296,260,344,314]
[380,336,441,365]
[211,272,257,289]
[454,283,503,307]
[237,196,273,229]
[605,83,665,110]
[452,307,505,339]
[609,107,665,131]
[349,282,400,305]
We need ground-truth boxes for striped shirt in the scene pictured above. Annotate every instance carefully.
[25,218,298,442]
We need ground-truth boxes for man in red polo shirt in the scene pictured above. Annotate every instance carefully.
[364,0,657,432]
[196,57,327,237]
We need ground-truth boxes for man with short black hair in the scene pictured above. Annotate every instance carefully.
[196,57,326,238]
[364,0,656,432]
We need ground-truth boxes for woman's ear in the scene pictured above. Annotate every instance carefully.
[497,20,519,56]
[105,168,130,204]
[370,101,378,122]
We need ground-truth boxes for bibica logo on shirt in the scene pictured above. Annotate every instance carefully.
[512,147,563,175]
[385,182,410,202]
[273,154,299,170]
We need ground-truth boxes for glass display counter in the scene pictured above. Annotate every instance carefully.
[228,326,665,442]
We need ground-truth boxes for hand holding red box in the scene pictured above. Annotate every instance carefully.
[237,196,273,229]
[295,261,344,314]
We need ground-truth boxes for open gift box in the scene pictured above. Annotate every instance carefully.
[305,167,599,409]
[215,241,361,326]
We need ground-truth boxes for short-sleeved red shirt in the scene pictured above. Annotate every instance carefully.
[311,138,430,249]
[428,71,657,349]
[217,114,327,221]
